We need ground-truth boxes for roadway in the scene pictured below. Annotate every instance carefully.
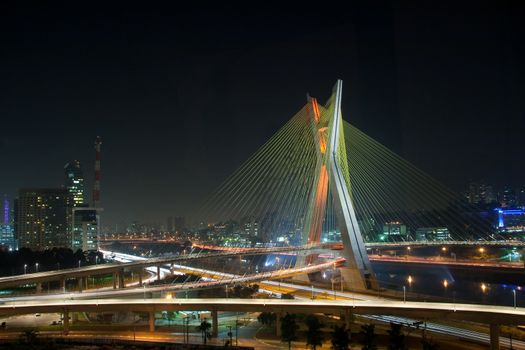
[0,244,323,289]
[0,298,523,326]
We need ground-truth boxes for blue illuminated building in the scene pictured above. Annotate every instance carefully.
[495,207,525,236]
[0,197,15,251]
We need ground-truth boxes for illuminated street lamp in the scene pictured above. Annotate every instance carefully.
[441,247,447,252]
[479,247,485,254]
[481,283,487,293]
[24,264,27,274]
[35,262,39,273]
[407,275,413,285]
[443,279,448,288]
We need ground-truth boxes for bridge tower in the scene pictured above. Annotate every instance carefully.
[303,80,378,291]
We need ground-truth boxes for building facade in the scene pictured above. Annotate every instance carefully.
[16,188,70,250]
[71,207,99,251]
[0,197,15,250]
[64,160,84,206]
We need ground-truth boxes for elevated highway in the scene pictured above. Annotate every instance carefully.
[0,244,321,290]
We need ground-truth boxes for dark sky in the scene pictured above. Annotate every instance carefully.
[1,2,524,228]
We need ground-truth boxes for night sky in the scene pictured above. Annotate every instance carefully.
[1,2,524,228]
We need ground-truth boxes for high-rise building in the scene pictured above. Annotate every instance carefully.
[167,216,173,232]
[71,207,98,251]
[64,160,84,206]
[0,197,15,250]
[500,186,517,208]
[467,181,496,205]
[174,216,185,233]
[15,188,70,250]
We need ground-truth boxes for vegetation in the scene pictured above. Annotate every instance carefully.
[422,338,439,350]
[281,313,299,350]
[196,319,212,345]
[19,329,39,343]
[0,247,104,276]
[331,324,351,350]
[305,315,324,350]
[360,324,377,350]
[257,312,276,326]
[387,323,406,350]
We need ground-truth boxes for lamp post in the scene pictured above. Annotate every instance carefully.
[35,262,39,273]
[403,285,406,303]
[95,256,98,265]
[78,260,81,268]
[513,289,517,309]
[24,264,27,275]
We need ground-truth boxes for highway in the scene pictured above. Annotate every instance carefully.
[0,244,323,289]
[0,298,523,326]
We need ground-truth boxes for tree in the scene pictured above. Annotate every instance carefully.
[196,319,211,345]
[422,338,439,350]
[281,313,299,350]
[360,324,377,350]
[387,323,405,350]
[166,311,176,327]
[257,312,276,326]
[305,315,324,350]
[331,325,351,350]
[20,329,39,343]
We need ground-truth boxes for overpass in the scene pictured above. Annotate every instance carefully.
[0,244,322,291]
[0,298,522,349]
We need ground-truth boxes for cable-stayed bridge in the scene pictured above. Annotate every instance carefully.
[0,81,520,350]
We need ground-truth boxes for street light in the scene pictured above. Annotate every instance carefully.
[35,262,39,273]
[78,260,81,268]
[24,264,27,274]
[95,256,98,265]
[513,289,517,309]
[407,275,413,285]
[403,285,406,303]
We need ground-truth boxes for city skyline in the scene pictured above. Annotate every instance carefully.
[1,3,524,227]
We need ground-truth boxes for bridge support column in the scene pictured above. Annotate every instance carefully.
[62,310,69,334]
[157,266,161,281]
[212,310,218,338]
[276,312,282,337]
[344,309,352,331]
[118,269,124,288]
[149,311,155,332]
[490,324,500,350]
[36,282,42,294]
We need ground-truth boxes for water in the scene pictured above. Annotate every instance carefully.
[372,261,525,307]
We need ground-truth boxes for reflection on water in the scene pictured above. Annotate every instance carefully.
[372,261,525,306]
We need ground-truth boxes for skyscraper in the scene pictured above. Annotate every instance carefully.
[64,160,84,206]
[0,196,15,250]
[16,188,70,250]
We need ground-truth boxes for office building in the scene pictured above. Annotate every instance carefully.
[64,160,84,206]
[72,207,99,251]
[415,227,451,241]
